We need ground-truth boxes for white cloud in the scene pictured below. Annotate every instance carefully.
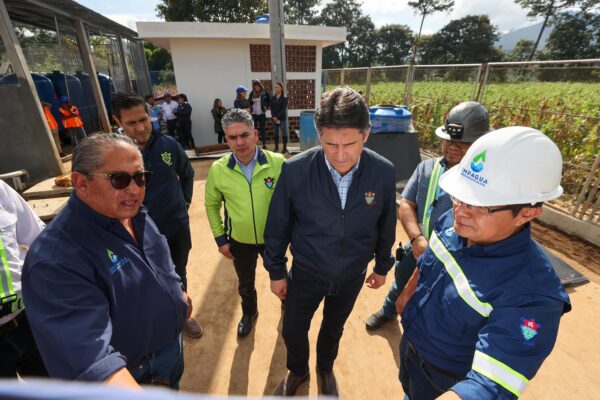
[103,13,163,31]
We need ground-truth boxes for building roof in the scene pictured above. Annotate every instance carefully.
[136,22,346,49]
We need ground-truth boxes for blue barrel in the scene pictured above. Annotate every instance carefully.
[46,71,87,131]
[299,111,319,151]
[97,73,116,116]
[369,105,413,133]
[255,14,269,23]
[75,71,99,130]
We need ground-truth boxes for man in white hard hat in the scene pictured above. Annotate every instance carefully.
[396,126,571,400]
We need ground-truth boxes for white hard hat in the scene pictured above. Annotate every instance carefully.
[439,126,563,206]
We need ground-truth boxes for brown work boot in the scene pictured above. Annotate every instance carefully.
[317,368,339,397]
[184,318,204,338]
[274,371,309,396]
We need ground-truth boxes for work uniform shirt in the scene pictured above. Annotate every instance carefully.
[22,194,188,381]
[0,181,45,325]
[160,100,178,121]
[402,210,571,399]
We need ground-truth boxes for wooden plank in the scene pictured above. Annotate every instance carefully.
[22,177,72,200]
[27,197,68,222]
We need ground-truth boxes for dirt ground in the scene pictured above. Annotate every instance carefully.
[180,158,600,399]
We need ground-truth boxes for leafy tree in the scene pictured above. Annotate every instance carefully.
[285,0,320,24]
[156,0,267,23]
[147,47,173,71]
[545,12,599,59]
[408,0,454,62]
[375,24,414,65]
[420,15,502,64]
[506,39,539,60]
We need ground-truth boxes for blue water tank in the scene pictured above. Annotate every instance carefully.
[0,73,62,129]
[97,73,116,116]
[255,14,269,24]
[75,71,99,130]
[46,71,87,130]
[369,105,413,134]
[299,110,319,151]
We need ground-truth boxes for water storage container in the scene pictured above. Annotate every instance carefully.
[47,71,87,130]
[369,105,413,134]
[299,110,319,151]
[255,14,269,24]
[75,71,99,131]
[97,73,116,116]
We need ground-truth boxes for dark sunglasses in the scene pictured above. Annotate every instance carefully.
[84,171,152,190]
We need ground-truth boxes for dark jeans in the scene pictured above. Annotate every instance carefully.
[67,127,86,147]
[283,268,365,376]
[131,334,184,389]
[166,227,192,291]
[166,119,178,137]
[0,310,48,378]
[217,130,225,144]
[178,119,195,149]
[382,244,417,319]
[230,240,265,315]
[399,336,461,400]
[272,121,288,149]
[252,114,267,145]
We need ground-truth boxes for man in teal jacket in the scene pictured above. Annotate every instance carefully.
[205,108,285,337]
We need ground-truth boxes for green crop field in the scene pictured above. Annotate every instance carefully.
[327,81,600,200]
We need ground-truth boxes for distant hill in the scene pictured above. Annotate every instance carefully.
[498,21,553,51]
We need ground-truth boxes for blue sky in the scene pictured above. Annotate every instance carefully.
[76,0,540,34]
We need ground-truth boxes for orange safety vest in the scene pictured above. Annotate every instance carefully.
[59,106,84,128]
[43,105,59,130]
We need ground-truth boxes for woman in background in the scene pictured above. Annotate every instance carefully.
[234,86,251,111]
[270,82,288,153]
[175,93,195,151]
[211,98,226,144]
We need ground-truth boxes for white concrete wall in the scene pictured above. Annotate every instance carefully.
[170,39,323,146]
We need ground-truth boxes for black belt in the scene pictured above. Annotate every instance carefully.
[405,338,463,380]
[0,310,25,337]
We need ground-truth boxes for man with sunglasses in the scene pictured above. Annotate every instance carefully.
[22,134,189,388]
[111,92,203,339]
[396,127,571,400]
[366,101,492,331]
[204,108,285,337]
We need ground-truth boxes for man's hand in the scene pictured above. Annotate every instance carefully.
[365,272,386,289]
[105,368,141,389]
[270,278,288,300]
[437,390,462,399]
[395,290,411,315]
[218,243,235,260]
[183,292,193,320]
[412,236,428,259]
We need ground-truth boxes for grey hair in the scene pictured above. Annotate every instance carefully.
[72,133,141,173]
[221,108,254,132]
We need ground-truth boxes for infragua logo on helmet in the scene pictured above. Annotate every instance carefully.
[439,126,563,206]
[435,101,493,143]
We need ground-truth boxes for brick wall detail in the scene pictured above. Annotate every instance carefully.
[250,45,316,72]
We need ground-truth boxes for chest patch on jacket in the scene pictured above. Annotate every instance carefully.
[264,177,275,189]
[107,249,129,274]
[161,152,173,166]
[520,317,540,344]
[365,191,376,205]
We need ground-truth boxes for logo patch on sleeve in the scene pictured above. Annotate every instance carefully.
[520,317,540,344]
[161,151,173,166]
[264,177,275,189]
[365,192,376,205]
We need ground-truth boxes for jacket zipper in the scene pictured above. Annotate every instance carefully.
[248,179,258,245]
[337,208,345,282]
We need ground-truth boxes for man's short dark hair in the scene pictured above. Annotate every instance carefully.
[315,86,371,134]
[111,92,146,119]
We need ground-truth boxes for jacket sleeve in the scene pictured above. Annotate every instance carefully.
[22,259,127,381]
[373,166,397,275]
[174,142,194,205]
[3,182,45,245]
[204,165,228,246]
[451,298,567,400]
[275,97,288,120]
[263,162,292,280]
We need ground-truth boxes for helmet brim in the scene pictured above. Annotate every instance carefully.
[434,126,492,143]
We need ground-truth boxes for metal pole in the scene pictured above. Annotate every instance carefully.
[138,40,154,96]
[365,67,372,104]
[268,0,287,143]
[54,16,70,100]
[116,35,133,92]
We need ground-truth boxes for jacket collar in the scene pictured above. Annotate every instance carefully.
[68,191,148,231]
[227,147,268,169]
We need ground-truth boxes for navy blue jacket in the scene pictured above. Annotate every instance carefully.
[22,194,188,381]
[264,147,396,282]
[270,95,288,121]
[141,131,194,237]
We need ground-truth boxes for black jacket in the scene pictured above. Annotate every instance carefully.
[264,147,396,283]
[175,102,192,122]
[270,95,288,121]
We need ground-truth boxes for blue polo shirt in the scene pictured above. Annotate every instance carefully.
[402,209,571,399]
[22,193,188,381]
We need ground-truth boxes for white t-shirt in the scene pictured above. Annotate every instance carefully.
[161,100,178,121]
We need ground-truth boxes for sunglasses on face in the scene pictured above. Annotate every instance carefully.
[84,171,152,190]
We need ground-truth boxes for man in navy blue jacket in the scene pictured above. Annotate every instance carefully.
[264,87,397,397]
[111,93,203,338]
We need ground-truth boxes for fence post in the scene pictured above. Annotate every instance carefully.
[404,64,415,106]
[365,67,372,103]
[474,63,489,102]
[340,68,345,86]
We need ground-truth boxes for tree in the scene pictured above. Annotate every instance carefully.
[514,0,599,60]
[285,0,320,24]
[506,39,539,60]
[375,24,414,65]
[156,0,266,23]
[420,15,502,64]
[545,12,599,59]
[147,47,173,71]
[408,0,454,62]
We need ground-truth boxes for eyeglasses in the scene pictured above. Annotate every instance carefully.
[450,196,514,215]
[83,171,152,190]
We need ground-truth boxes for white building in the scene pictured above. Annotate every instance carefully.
[136,22,346,147]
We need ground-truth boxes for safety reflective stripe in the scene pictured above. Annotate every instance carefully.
[0,237,17,307]
[472,350,529,397]
[429,231,493,317]
[422,158,443,239]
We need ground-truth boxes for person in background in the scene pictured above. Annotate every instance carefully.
[269,82,288,154]
[248,80,270,150]
[211,98,226,144]
[41,101,64,157]
[160,93,179,138]
[58,96,86,148]
[175,94,195,152]
[234,86,250,111]
[145,95,163,135]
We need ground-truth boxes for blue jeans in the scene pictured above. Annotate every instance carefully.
[130,335,184,389]
[272,120,288,148]
[399,336,460,400]
[253,114,267,145]
[381,244,417,319]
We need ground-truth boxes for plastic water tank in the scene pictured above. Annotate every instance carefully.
[46,71,87,130]
[299,111,319,151]
[369,105,413,134]
[255,14,269,24]
[75,71,99,130]
[97,73,116,116]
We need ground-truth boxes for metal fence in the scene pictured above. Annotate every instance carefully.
[323,59,600,223]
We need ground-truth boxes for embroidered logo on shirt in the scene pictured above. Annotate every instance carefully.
[161,151,173,166]
[520,317,540,344]
[264,177,275,189]
[107,249,129,274]
[365,192,376,205]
